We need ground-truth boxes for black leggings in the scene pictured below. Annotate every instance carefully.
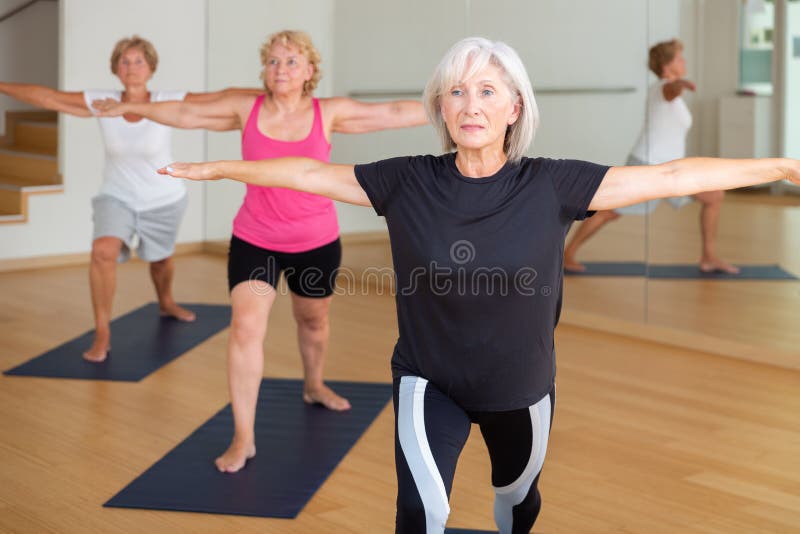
[393,376,555,534]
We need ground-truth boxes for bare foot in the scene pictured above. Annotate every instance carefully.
[700,258,740,275]
[564,255,586,273]
[215,439,256,473]
[83,331,110,362]
[159,302,196,322]
[303,384,352,411]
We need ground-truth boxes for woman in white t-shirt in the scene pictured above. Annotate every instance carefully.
[564,39,738,274]
[0,36,258,362]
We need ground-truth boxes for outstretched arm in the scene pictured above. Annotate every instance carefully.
[324,97,427,134]
[590,157,800,211]
[663,79,695,101]
[0,82,91,117]
[91,88,261,131]
[159,158,372,207]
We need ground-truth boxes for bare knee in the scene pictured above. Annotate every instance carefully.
[229,314,267,348]
[595,210,621,223]
[294,311,329,333]
[696,190,724,206]
[150,257,172,270]
[91,238,121,265]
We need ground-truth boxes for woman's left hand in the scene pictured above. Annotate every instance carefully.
[786,160,800,186]
[91,98,125,116]
[157,162,221,181]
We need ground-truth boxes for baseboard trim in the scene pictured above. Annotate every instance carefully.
[0,242,205,273]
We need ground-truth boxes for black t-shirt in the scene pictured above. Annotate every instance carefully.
[354,152,609,411]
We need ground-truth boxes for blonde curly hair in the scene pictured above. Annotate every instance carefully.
[259,30,322,96]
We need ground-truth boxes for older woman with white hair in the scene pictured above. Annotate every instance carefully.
[159,37,800,534]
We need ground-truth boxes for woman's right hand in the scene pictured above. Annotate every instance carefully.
[91,98,126,117]
[158,162,222,181]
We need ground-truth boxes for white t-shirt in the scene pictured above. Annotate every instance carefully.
[629,79,692,164]
[84,89,187,211]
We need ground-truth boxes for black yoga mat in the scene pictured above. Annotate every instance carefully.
[564,262,797,280]
[646,264,798,280]
[4,303,230,381]
[564,261,647,276]
[105,379,393,518]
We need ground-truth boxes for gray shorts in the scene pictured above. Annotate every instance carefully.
[614,155,692,215]
[91,194,188,263]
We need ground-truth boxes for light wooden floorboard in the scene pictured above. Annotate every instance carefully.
[1,253,798,533]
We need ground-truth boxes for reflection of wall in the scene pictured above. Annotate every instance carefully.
[204,0,335,241]
[688,0,740,158]
[784,0,800,158]
[0,1,58,133]
[0,0,207,261]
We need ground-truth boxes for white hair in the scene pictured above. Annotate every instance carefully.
[423,37,538,163]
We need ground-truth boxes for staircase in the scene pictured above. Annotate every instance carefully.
[0,110,62,224]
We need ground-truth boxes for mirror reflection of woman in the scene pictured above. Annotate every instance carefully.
[0,35,205,363]
[564,39,739,274]
[93,30,427,473]
[158,37,798,532]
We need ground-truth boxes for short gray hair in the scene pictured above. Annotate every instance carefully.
[423,37,538,163]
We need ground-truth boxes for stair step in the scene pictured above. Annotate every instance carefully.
[0,188,22,215]
[0,149,58,183]
[13,121,57,155]
[0,176,63,192]
[5,144,57,157]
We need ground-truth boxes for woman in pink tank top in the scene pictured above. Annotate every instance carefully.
[94,30,427,473]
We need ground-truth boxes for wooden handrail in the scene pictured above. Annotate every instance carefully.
[0,0,56,25]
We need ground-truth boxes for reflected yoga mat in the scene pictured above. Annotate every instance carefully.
[646,264,798,280]
[105,379,393,518]
[564,263,797,280]
[4,303,230,381]
[564,261,647,276]
[445,530,496,533]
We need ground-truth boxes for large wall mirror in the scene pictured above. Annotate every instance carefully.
[643,0,800,362]
[201,0,799,365]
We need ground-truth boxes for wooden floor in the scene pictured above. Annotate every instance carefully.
[1,253,799,533]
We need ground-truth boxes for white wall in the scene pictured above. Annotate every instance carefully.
[0,0,207,261]
[329,0,665,234]
[0,0,58,133]
[783,1,800,158]
[203,0,336,241]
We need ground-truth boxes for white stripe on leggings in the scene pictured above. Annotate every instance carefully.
[493,392,552,534]
[398,376,450,533]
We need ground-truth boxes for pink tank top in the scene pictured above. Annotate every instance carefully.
[232,95,338,252]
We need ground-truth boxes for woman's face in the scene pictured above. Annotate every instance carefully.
[116,47,152,87]
[263,43,314,96]
[439,62,520,156]
[663,50,687,79]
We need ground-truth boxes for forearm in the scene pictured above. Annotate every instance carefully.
[120,101,187,128]
[0,82,89,115]
[592,157,798,211]
[666,157,797,196]
[200,158,368,206]
[210,158,317,188]
[0,82,51,107]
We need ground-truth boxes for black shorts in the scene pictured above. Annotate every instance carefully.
[227,235,341,297]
